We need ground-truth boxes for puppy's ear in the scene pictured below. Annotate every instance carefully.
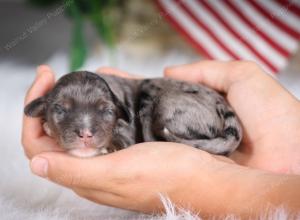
[97,75,132,123]
[24,97,47,117]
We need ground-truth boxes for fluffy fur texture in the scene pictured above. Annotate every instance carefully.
[0,51,299,219]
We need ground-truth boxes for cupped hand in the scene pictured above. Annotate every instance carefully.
[165,61,300,174]
[30,142,247,215]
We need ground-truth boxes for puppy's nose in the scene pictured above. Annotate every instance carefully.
[80,129,93,139]
[75,129,93,139]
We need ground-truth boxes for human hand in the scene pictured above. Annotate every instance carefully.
[26,141,300,217]
[165,61,300,174]
[29,142,249,215]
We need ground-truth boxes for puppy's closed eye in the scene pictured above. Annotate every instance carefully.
[103,108,115,115]
[98,107,116,122]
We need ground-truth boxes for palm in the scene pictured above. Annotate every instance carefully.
[164,61,300,174]
[225,73,300,173]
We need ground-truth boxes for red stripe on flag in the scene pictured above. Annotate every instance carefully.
[176,0,239,59]
[199,0,278,73]
[249,0,300,39]
[225,0,290,57]
[155,0,214,59]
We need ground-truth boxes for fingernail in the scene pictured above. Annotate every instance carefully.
[37,64,50,72]
[31,157,48,177]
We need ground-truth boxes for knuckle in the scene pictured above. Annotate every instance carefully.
[231,61,260,73]
[63,173,83,187]
[242,61,260,71]
[21,132,34,159]
[228,61,262,81]
[54,173,70,185]
[23,148,32,159]
[21,136,34,159]
[21,135,27,147]
[21,136,31,153]
[69,175,82,187]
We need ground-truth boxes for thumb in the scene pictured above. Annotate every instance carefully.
[164,60,260,93]
[25,65,55,105]
[30,152,111,189]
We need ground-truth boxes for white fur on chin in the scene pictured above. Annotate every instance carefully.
[68,147,108,158]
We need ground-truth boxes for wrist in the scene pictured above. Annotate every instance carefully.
[186,157,299,218]
[222,167,300,217]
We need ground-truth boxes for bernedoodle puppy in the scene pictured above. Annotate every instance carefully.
[24,71,242,157]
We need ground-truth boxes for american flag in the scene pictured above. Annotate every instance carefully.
[156,0,300,74]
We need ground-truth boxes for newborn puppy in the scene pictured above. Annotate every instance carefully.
[25,71,242,157]
[24,71,137,157]
[138,78,242,155]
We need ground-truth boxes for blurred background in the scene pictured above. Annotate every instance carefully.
[1,0,299,87]
[0,0,299,219]
[0,0,200,73]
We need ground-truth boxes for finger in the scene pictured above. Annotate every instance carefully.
[164,60,298,112]
[24,65,56,105]
[23,136,64,160]
[164,60,259,92]
[30,152,113,190]
[96,67,142,79]
[22,65,56,158]
[22,65,55,138]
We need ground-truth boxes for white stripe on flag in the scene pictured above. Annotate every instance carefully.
[184,0,273,73]
[292,0,300,7]
[259,0,300,33]
[161,0,232,60]
[233,0,299,53]
[209,1,286,69]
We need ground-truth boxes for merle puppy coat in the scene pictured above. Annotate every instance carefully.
[24,71,242,157]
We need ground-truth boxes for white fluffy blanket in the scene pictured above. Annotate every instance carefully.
[0,50,299,220]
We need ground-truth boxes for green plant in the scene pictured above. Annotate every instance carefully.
[28,0,123,70]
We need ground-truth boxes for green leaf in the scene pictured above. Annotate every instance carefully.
[69,2,87,71]
[89,0,116,48]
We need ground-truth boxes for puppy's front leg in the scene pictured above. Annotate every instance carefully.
[112,119,136,149]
